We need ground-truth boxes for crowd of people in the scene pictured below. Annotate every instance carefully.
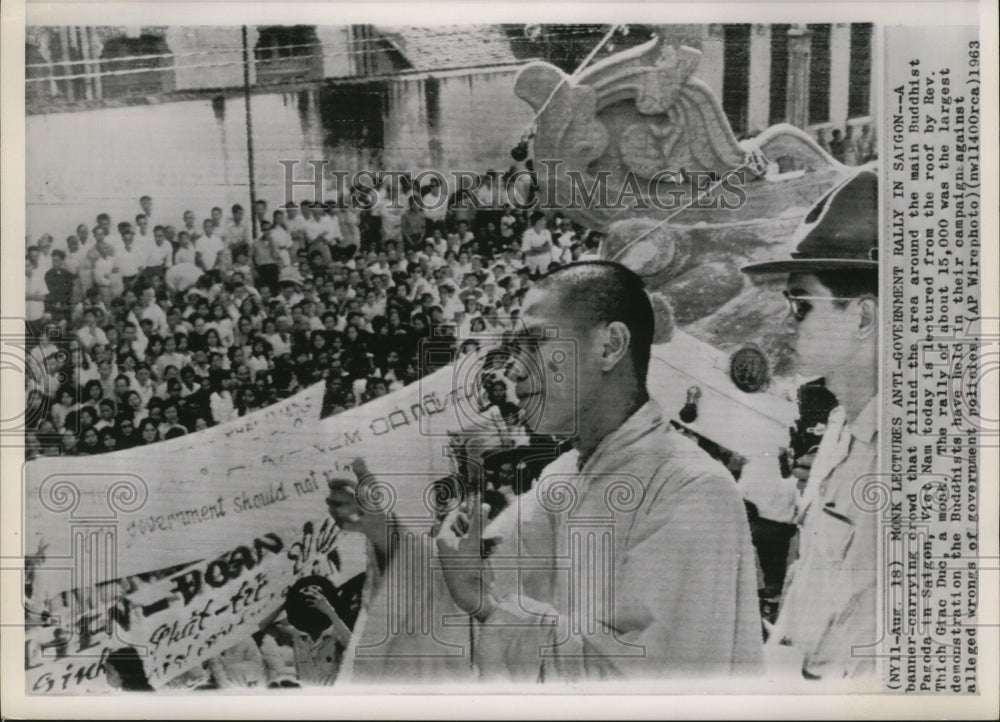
[23,178,599,460]
[23,156,881,689]
[817,123,878,165]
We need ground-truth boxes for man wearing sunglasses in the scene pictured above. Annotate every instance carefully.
[742,167,879,681]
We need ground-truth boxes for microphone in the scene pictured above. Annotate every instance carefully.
[679,385,701,424]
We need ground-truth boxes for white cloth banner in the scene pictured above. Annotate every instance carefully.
[21,336,794,692]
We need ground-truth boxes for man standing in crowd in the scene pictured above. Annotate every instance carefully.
[181,210,201,243]
[742,167,879,680]
[139,195,155,227]
[196,219,224,279]
[520,211,552,278]
[145,225,174,283]
[25,251,49,341]
[92,238,116,305]
[224,203,251,263]
[64,233,89,301]
[115,223,143,290]
[43,250,75,328]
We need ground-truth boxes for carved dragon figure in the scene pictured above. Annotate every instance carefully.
[515,26,853,376]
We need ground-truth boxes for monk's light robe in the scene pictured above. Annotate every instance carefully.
[475,400,764,681]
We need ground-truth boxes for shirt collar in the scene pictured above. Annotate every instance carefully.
[848,395,878,444]
[578,398,664,472]
[294,625,337,645]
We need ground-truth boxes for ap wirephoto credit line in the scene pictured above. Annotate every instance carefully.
[1,3,997,719]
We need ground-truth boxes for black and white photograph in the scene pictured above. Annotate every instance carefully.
[1,2,996,719]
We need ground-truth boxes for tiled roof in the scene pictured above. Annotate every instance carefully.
[374,25,519,71]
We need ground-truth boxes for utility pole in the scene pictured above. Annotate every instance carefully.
[241,25,259,238]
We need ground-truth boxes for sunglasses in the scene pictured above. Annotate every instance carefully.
[782,290,856,322]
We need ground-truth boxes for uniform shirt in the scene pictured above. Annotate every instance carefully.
[767,397,878,680]
[291,627,342,686]
[478,400,764,680]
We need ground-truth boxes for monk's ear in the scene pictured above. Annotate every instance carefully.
[601,321,631,372]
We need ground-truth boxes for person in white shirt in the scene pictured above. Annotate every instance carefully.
[500,205,517,240]
[208,302,236,348]
[283,202,307,245]
[33,234,54,275]
[76,308,108,352]
[25,254,49,338]
[521,211,553,277]
[283,576,354,687]
[64,234,86,283]
[209,370,237,425]
[180,210,201,243]
[91,240,116,305]
[114,223,144,286]
[134,213,153,257]
[153,334,190,380]
[379,186,405,243]
[268,212,294,269]
[223,204,251,254]
[319,205,343,245]
[299,202,323,244]
[75,223,91,251]
[129,362,156,408]
[437,281,463,322]
[145,225,173,278]
[421,179,448,231]
[173,231,197,265]
[139,195,155,227]
[407,263,435,302]
[338,203,360,253]
[137,287,170,338]
[196,220,224,275]
[73,227,96,293]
